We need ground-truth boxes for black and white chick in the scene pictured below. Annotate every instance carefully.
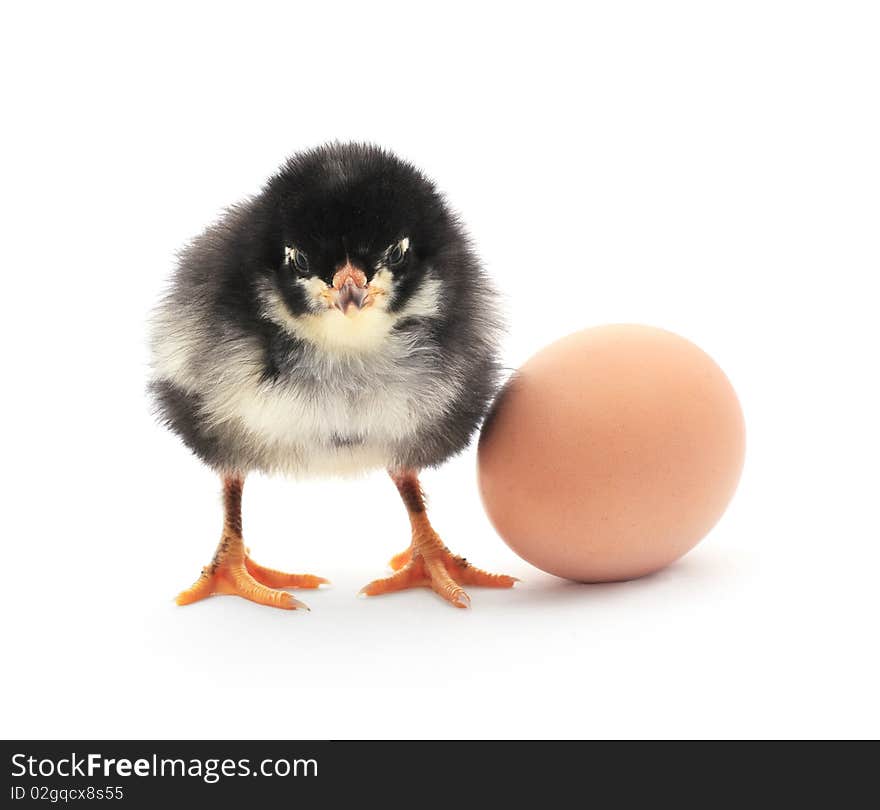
[149,142,517,610]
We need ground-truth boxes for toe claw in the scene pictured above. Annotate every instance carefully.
[452,590,471,609]
[289,595,310,611]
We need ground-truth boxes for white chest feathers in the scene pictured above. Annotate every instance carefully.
[196,333,462,476]
[233,364,440,448]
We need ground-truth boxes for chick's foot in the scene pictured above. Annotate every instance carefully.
[176,542,328,610]
[175,475,328,611]
[363,469,518,608]
[362,530,517,608]
[175,536,327,611]
[176,547,326,611]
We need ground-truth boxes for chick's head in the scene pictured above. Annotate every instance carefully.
[256,143,460,354]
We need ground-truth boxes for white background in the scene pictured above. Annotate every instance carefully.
[1,1,878,740]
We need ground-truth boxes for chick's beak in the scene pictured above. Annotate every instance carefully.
[332,262,369,313]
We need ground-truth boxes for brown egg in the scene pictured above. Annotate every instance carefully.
[477,325,745,582]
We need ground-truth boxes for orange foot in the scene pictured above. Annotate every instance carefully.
[363,539,517,608]
[176,551,328,611]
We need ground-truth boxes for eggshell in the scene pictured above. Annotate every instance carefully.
[477,325,745,582]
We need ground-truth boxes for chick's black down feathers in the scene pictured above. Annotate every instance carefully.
[150,143,503,477]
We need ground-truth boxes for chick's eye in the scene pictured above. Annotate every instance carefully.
[386,237,410,268]
[284,245,309,274]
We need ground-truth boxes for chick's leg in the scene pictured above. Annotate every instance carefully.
[362,470,517,608]
[175,475,327,611]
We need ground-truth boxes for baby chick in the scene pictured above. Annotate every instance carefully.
[150,143,516,610]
